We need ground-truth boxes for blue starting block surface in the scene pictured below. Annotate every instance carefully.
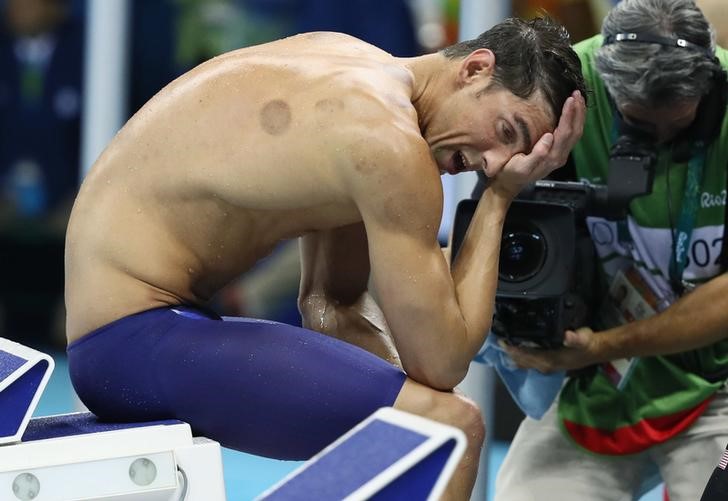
[0,338,54,444]
[258,407,466,501]
[22,412,185,442]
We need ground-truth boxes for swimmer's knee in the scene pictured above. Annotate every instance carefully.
[453,393,485,448]
[394,379,485,448]
[438,392,485,452]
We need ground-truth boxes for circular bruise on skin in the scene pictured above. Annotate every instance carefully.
[383,196,410,224]
[314,98,345,129]
[347,137,379,175]
[354,153,378,175]
[260,99,291,136]
[315,98,345,115]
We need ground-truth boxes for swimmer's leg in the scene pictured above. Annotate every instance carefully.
[393,378,485,501]
[157,313,409,460]
[69,307,481,500]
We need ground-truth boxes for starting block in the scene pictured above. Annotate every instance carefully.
[0,338,54,445]
[0,337,466,500]
[257,407,467,501]
[0,338,226,501]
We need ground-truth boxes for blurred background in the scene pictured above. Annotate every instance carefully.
[4,0,723,499]
[0,0,619,357]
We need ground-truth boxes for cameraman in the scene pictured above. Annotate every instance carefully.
[494,1,728,500]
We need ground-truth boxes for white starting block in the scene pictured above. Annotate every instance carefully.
[257,407,467,501]
[0,338,226,501]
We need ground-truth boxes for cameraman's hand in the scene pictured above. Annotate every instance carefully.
[502,327,599,373]
[488,90,586,200]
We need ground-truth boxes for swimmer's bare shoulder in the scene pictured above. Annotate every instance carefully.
[218,31,441,229]
[310,56,443,234]
[64,32,435,342]
[344,125,444,244]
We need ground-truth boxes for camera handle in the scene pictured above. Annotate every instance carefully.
[600,151,656,220]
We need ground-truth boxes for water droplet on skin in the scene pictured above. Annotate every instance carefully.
[188,268,195,274]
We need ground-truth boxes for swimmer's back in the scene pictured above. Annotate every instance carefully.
[64,32,429,343]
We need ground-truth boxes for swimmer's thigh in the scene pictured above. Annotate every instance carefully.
[157,316,406,460]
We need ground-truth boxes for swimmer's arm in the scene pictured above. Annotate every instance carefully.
[298,224,400,364]
[352,96,584,389]
[359,175,509,390]
[298,222,370,311]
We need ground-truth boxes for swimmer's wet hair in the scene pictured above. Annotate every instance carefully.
[442,16,588,124]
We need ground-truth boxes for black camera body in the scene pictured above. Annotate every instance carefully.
[451,135,656,348]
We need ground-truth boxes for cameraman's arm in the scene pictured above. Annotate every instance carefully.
[596,272,728,359]
[505,273,728,372]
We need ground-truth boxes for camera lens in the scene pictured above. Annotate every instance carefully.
[499,224,547,282]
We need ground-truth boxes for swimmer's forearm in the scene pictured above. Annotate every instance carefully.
[299,293,401,365]
[299,291,384,333]
[450,188,512,357]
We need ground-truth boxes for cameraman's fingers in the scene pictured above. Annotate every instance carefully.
[563,328,592,349]
[503,345,557,373]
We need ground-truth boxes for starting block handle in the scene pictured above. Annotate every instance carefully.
[257,407,466,501]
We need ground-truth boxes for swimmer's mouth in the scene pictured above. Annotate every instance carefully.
[453,151,469,172]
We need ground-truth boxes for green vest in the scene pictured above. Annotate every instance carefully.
[558,35,728,455]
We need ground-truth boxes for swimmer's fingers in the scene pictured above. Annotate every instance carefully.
[490,132,554,196]
[546,90,586,174]
[490,92,585,194]
[520,91,585,181]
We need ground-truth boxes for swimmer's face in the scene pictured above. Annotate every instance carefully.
[427,50,553,178]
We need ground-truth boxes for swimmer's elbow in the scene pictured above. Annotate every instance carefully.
[405,360,469,391]
[402,324,474,390]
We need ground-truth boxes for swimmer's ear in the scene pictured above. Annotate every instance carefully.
[457,49,495,85]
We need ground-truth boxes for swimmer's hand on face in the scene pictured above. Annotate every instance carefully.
[488,90,586,200]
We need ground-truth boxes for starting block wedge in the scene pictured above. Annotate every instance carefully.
[0,338,54,445]
[257,407,466,501]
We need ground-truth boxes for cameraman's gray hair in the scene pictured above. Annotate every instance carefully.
[596,0,719,108]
